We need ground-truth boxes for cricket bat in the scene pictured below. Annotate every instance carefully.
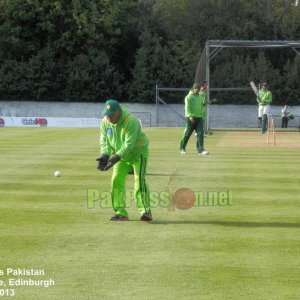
[250,81,260,97]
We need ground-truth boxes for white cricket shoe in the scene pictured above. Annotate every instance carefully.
[180,150,186,154]
[199,150,209,155]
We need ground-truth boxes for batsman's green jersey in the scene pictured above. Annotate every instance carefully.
[100,106,151,217]
[257,89,272,106]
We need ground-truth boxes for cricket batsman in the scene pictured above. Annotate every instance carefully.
[96,99,152,221]
[257,83,272,134]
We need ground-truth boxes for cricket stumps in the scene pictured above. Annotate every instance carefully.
[267,117,276,146]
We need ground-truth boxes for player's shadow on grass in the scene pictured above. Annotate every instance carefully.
[147,173,178,176]
[151,220,300,228]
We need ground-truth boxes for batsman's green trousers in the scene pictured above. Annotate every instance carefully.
[180,117,204,153]
[111,154,151,217]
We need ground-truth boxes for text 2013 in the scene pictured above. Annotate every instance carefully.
[0,289,15,297]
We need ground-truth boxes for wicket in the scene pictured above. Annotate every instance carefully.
[267,117,276,146]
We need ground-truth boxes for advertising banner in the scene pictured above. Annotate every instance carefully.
[0,117,101,128]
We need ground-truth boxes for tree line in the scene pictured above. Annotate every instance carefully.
[0,0,299,105]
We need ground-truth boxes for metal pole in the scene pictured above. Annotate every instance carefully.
[292,47,300,56]
[155,84,159,127]
[205,41,210,133]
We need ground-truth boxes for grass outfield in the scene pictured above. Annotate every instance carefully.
[0,127,300,300]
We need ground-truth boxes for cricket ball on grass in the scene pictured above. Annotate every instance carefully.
[172,188,195,210]
[54,171,61,177]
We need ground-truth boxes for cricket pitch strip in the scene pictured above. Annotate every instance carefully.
[218,131,300,148]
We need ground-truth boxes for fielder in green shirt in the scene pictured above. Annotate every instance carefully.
[199,81,209,133]
[97,99,152,221]
[179,83,209,155]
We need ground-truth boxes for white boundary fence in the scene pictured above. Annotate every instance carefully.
[0,117,100,128]
[0,102,299,128]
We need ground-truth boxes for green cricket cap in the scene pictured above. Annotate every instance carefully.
[102,99,121,116]
[193,83,201,89]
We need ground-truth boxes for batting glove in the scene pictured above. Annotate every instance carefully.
[104,154,121,171]
[96,154,110,171]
